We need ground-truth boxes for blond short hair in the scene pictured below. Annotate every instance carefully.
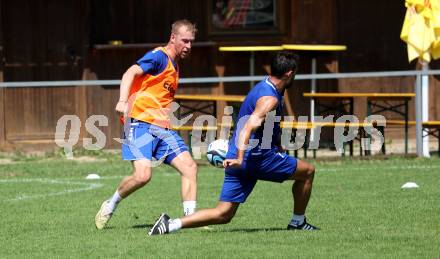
[171,19,197,35]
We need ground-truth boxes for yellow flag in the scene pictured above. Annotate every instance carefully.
[400,0,440,63]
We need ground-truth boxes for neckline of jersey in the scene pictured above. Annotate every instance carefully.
[265,77,281,96]
[161,47,178,71]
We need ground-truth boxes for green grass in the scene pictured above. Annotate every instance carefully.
[1,154,439,258]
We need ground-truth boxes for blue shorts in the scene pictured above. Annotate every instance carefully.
[219,150,297,203]
[121,120,188,164]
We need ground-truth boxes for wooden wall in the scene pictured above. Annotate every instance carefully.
[291,0,337,44]
[0,0,439,151]
[0,0,89,149]
[337,0,440,123]
[89,0,210,45]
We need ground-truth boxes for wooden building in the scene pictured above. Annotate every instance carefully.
[0,0,439,151]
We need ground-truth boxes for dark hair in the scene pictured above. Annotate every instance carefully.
[270,51,299,78]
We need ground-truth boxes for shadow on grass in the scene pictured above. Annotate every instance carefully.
[132,226,287,233]
[132,224,153,229]
[101,226,116,230]
[222,227,286,233]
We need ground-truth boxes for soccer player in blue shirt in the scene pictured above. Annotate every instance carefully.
[149,51,319,235]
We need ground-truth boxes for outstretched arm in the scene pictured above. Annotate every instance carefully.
[223,96,278,168]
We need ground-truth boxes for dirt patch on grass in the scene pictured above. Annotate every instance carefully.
[72,156,106,163]
[0,158,15,165]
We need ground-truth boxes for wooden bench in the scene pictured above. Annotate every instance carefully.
[174,94,245,120]
[303,92,415,154]
[282,121,386,157]
[173,122,315,157]
[386,120,440,155]
[172,121,384,158]
[325,122,385,157]
[175,94,245,102]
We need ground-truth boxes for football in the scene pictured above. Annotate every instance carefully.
[206,139,229,168]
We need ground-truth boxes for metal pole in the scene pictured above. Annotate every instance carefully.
[415,74,423,157]
[421,62,430,157]
[310,58,317,142]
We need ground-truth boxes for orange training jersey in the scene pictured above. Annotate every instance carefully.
[128,47,178,128]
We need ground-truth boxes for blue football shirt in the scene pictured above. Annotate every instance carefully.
[136,49,178,75]
[227,77,284,161]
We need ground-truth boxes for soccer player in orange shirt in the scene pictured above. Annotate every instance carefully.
[95,20,198,229]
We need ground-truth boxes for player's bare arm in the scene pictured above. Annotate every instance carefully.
[115,64,144,114]
[223,96,279,168]
[275,129,284,152]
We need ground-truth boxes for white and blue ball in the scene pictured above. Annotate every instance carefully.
[206,139,229,168]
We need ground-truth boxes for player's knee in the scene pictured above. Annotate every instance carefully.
[217,212,233,224]
[135,174,151,186]
[308,164,315,176]
[183,159,198,178]
[215,208,235,224]
[133,168,151,186]
[305,164,315,179]
[187,159,198,174]
[294,162,315,181]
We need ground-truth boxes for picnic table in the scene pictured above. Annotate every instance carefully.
[303,92,415,154]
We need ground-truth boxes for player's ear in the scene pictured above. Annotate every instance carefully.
[170,33,176,43]
[284,70,294,78]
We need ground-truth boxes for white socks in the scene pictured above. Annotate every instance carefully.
[290,214,305,226]
[169,201,195,233]
[168,219,182,233]
[106,190,122,214]
[183,201,196,216]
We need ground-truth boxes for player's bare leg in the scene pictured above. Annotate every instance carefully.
[118,159,152,197]
[95,159,152,229]
[180,202,239,227]
[148,202,239,235]
[170,151,198,215]
[286,159,319,230]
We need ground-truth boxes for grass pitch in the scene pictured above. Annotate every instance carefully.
[0,153,439,258]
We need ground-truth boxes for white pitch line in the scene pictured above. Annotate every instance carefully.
[1,163,439,201]
[316,164,440,172]
[0,178,104,202]
[90,164,440,175]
